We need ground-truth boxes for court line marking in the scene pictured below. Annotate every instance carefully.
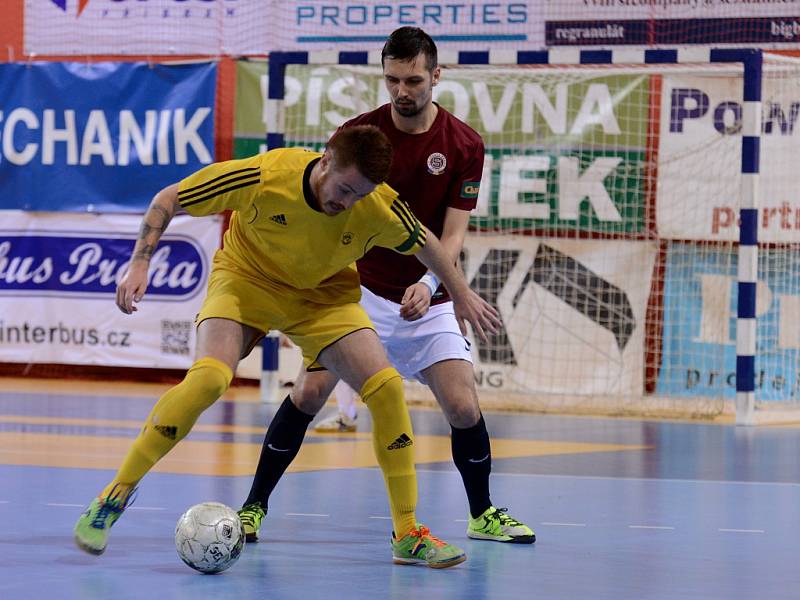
[629,525,675,530]
[413,467,800,487]
[285,512,329,517]
[368,516,391,520]
[541,522,586,527]
[719,528,765,533]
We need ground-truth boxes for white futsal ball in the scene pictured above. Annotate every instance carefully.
[175,502,245,574]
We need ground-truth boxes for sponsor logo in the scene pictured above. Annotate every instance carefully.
[341,232,353,245]
[267,443,291,452]
[0,233,206,300]
[468,453,490,463]
[49,0,241,19]
[426,152,446,175]
[154,424,178,440]
[460,181,480,199]
[50,0,90,17]
[387,433,413,450]
[270,214,288,226]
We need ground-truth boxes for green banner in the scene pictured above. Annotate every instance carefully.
[234,61,649,233]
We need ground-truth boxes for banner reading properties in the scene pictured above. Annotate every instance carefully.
[0,62,216,212]
[0,211,221,369]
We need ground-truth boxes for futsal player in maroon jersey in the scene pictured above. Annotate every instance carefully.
[239,26,535,545]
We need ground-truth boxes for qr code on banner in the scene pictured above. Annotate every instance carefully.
[161,320,192,355]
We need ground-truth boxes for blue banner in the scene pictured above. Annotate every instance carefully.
[0,230,207,301]
[0,62,216,212]
[656,243,800,402]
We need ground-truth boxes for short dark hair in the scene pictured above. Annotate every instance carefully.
[381,26,438,71]
[327,125,393,185]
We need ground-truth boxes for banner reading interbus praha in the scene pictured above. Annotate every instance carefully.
[235,61,649,236]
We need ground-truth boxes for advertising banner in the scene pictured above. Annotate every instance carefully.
[656,72,800,243]
[462,236,656,396]
[544,1,800,47]
[656,242,800,402]
[25,0,271,56]
[235,61,649,234]
[0,210,221,369]
[0,61,216,212]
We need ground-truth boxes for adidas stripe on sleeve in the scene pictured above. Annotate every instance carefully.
[388,198,427,255]
[178,156,262,216]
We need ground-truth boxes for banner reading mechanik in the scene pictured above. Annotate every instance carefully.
[0,211,221,369]
[0,61,215,212]
[462,235,656,397]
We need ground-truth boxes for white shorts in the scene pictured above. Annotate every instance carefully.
[360,286,473,384]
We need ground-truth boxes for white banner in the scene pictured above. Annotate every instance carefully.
[25,0,270,55]
[656,72,800,242]
[462,236,656,396]
[26,0,541,54]
[0,210,221,369]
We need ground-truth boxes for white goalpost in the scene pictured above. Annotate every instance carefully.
[261,48,800,425]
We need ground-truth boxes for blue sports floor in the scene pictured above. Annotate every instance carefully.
[1,378,799,600]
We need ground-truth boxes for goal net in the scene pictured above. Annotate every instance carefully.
[262,50,800,423]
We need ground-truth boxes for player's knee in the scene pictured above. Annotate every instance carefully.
[360,367,403,404]
[447,403,481,429]
[187,357,233,403]
[290,377,329,413]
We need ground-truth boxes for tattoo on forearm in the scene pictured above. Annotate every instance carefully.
[133,203,174,261]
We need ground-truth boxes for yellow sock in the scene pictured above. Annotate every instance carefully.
[360,367,417,538]
[100,357,233,498]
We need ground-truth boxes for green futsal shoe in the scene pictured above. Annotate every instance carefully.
[467,506,536,544]
[74,486,137,555]
[391,524,466,568]
[238,503,266,543]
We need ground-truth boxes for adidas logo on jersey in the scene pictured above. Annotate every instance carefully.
[270,214,288,226]
[387,433,413,450]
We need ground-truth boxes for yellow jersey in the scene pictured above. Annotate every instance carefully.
[177,148,426,304]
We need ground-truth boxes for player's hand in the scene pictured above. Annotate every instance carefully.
[400,282,432,321]
[454,289,501,343]
[116,260,149,315]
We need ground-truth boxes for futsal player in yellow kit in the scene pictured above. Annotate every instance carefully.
[73,125,500,568]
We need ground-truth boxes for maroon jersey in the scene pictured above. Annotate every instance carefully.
[341,103,484,304]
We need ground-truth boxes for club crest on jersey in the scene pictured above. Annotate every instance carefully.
[426,152,446,175]
[341,232,354,245]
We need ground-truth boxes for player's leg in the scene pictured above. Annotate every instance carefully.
[319,328,465,568]
[424,359,535,544]
[74,318,260,555]
[238,368,338,541]
[314,380,359,432]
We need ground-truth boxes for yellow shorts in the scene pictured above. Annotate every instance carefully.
[196,266,374,369]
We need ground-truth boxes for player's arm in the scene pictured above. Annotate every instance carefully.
[414,226,500,343]
[400,207,470,321]
[116,183,181,315]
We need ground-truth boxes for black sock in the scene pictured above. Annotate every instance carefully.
[243,395,314,510]
[451,413,492,519]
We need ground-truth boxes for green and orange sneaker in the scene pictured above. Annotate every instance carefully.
[237,503,266,543]
[391,524,466,569]
[74,486,137,555]
[467,506,535,544]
